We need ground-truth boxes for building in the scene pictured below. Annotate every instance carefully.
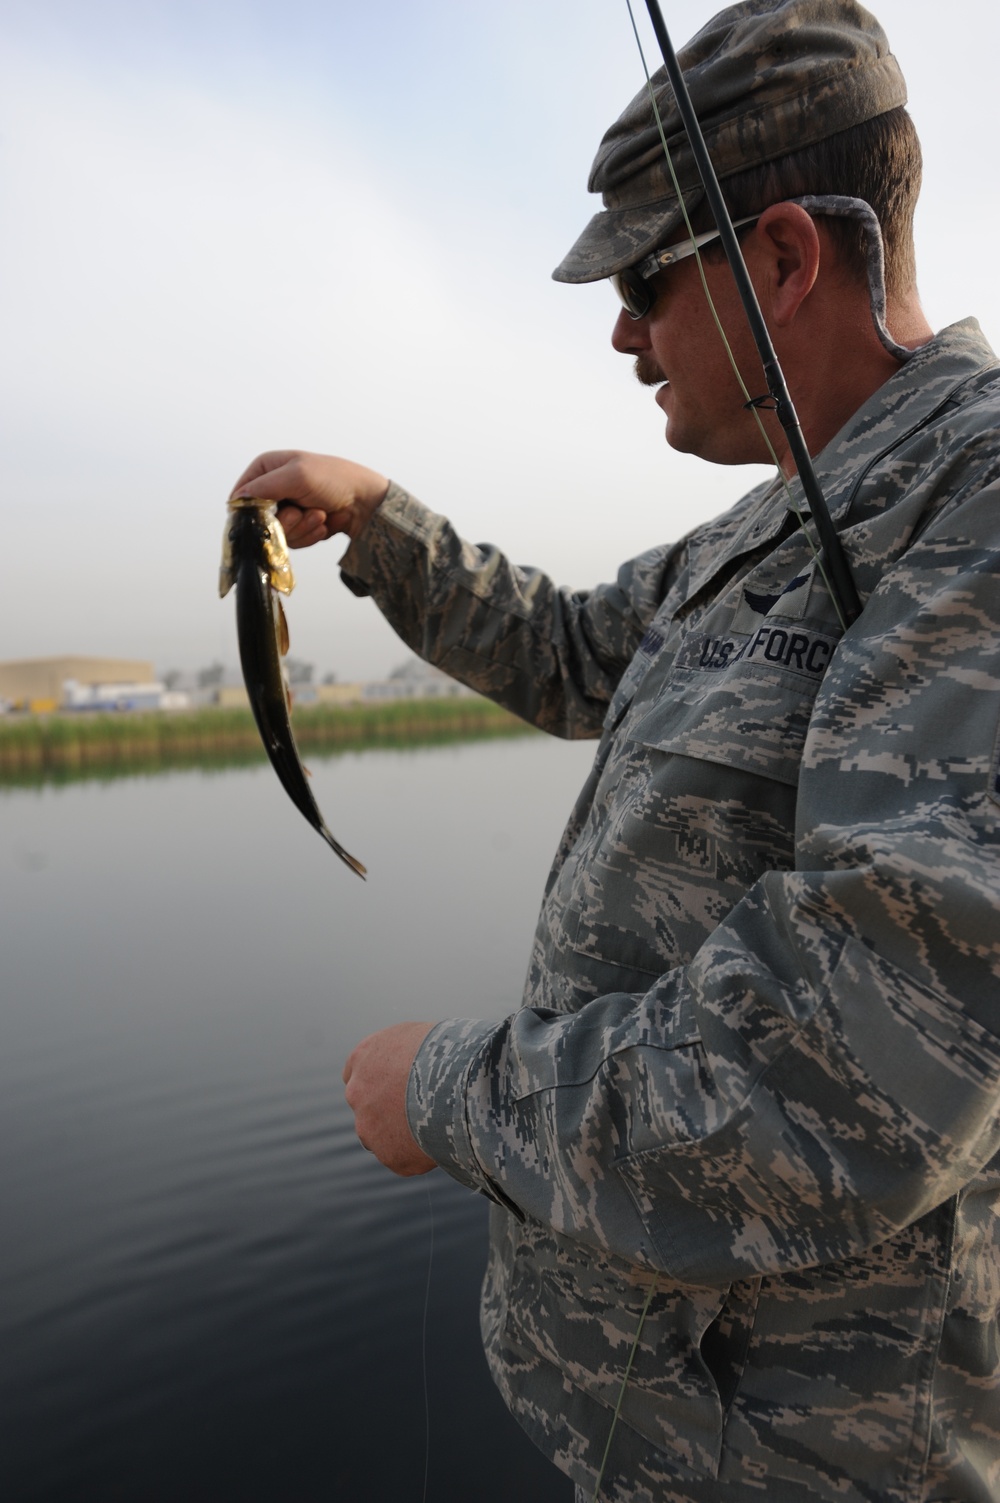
[315,682,366,707]
[214,684,251,710]
[362,657,474,701]
[62,679,169,713]
[0,656,158,712]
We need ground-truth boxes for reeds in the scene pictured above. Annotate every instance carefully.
[0,698,533,787]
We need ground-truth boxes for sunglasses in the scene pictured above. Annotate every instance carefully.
[610,215,761,319]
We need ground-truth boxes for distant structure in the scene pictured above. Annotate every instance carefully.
[62,679,173,713]
[223,656,474,710]
[0,653,471,714]
[379,657,473,699]
[327,657,474,705]
[0,656,163,713]
[214,684,251,710]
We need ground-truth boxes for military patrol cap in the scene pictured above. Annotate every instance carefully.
[553,0,907,283]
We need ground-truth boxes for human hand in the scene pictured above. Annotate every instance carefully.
[343,1021,438,1176]
[229,450,390,548]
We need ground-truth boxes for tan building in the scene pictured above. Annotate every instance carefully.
[315,682,366,706]
[0,656,156,708]
[214,684,250,709]
[215,682,365,710]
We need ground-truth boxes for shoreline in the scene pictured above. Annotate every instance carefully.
[0,697,536,787]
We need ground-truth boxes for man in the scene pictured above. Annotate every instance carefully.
[231,2,1000,1498]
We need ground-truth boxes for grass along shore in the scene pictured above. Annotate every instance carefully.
[0,697,535,785]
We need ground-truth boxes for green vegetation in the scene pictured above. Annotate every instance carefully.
[0,698,535,788]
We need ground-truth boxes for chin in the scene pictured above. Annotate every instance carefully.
[661,400,703,458]
[664,418,700,458]
[666,417,763,467]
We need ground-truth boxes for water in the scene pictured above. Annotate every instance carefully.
[0,734,596,1502]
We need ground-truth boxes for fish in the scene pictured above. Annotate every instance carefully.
[219,497,366,878]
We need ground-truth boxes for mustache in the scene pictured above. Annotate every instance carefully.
[634,354,666,387]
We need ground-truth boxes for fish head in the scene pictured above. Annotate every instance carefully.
[219,497,295,597]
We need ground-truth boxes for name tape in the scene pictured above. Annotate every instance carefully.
[676,624,838,678]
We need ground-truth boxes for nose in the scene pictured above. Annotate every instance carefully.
[611,305,651,355]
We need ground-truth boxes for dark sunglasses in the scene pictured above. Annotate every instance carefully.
[611,215,761,318]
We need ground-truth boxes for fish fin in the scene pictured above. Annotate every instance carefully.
[264,514,295,595]
[219,518,236,598]
[286,682,293,716]
[277,598,290,656]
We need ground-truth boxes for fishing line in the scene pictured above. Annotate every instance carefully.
[622,0,851,634]
[421,1177,435,1503]
[640,0,862,627]
[591,1275,659,1502]
[589,10,852,1489]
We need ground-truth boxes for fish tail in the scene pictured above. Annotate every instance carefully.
[322,826,367,879]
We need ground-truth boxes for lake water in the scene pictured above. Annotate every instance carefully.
[1,732,597,1502]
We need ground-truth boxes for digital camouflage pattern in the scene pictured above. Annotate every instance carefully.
[341,319,1000,1501]
[553,0,907,284]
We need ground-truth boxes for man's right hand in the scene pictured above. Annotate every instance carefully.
[229,450,391,548]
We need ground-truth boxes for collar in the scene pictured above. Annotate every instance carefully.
[684,320,1000,603]
[801,318,1000,523]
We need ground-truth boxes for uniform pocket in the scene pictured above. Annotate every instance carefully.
[499,1219,728,1481]
[630,659,826,789]
[563,738,799,980]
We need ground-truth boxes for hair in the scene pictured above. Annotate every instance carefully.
[691,106,922,300]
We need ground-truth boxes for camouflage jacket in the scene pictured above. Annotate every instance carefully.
[341,319,1000,1502]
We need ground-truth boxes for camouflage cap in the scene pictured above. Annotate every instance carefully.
[553,0,906,284]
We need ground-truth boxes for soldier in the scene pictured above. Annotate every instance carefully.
[232,1,1000,1498]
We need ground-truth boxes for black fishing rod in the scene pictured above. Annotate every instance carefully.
[642,0,862,627]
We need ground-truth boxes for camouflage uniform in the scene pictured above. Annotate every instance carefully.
[341,317,1000,1500]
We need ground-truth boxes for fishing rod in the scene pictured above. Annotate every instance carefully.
[641,0,862,627]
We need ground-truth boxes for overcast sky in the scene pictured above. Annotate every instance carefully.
[2,0,997,683]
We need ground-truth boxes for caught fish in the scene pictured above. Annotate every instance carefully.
[219,497,366,878]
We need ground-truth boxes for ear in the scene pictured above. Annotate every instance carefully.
[752,202,821,326]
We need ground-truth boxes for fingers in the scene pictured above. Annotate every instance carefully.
[228,451,390,547]
[229,450,301,497]
[342,1031,373,1085]
[229,452,316,506]
[229,451,348,551]
[341,1023,438,1176]
[278,505,330,549]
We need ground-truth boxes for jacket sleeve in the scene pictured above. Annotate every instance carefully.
[338,482,690,739]
[406,482,1000,1285]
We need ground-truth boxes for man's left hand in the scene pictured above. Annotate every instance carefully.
[343,1022,437,1176]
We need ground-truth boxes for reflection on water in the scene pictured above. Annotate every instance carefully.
[1,736,594,1502]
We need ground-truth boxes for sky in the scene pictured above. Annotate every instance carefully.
[2,0,998,684]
